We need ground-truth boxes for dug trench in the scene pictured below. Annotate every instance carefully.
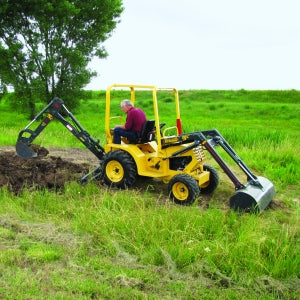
[0,146,284,210]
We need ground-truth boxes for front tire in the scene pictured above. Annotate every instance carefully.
[101,150,137,189]
[168,174,199,205]
[200,165,219,194]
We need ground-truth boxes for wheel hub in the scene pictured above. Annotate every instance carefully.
[106,160,124,182]
[172,182,189,201]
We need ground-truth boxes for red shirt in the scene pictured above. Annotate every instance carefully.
[125,107,146,132]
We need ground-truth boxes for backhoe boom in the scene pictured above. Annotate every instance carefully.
[16,98,104,160]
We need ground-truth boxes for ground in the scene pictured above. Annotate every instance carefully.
[0,145,283,211]
[0,145,172,200]
[0,145,202,206]
[0,146,99,194]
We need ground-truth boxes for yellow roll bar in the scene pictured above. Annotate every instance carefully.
[105,84,181,150]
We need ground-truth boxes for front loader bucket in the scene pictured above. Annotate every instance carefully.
[230,176,275,212]
[16,140,37,158]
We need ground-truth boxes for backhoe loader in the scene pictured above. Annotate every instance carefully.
[16,84,275,212]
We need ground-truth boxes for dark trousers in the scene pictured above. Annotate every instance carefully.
[113,127,138,144]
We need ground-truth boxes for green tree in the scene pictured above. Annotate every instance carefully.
[0,0,123,118]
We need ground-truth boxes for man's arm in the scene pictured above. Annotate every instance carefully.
[114,124,126,129]
[123,108,135,130]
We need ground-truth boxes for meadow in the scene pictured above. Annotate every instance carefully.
[0,89,299,299]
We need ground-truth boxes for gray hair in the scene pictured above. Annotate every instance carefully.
[121,99,133,107]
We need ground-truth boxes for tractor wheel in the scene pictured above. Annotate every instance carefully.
[200,165,219,194]
[168,174,199,206]
[101,150,137,189]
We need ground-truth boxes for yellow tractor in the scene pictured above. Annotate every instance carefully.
[16,84,275,212]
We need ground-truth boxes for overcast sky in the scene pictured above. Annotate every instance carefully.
[85,0,300,90]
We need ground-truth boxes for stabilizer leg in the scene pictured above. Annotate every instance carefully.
[80,166,103,184]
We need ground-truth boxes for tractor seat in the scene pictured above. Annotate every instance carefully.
[129,120,155,144]
[139,119,156,143]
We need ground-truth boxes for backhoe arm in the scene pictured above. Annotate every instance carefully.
[16,97,105,160]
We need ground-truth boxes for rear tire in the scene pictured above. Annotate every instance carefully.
[200,165,219,194]
[101,150,137,189]
[168,174,199,205]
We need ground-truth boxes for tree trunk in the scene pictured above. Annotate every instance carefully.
[29,100,36,120]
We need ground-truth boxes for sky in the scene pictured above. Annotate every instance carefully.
[85,0,300,91]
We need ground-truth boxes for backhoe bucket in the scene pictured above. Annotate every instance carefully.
[16,140,37,158]
[230,176,275,212]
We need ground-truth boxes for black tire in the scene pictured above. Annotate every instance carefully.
[101,150,137,189]
[168,174,199,206]
[200,165,219,194]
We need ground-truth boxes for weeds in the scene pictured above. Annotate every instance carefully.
[0,90,299,298]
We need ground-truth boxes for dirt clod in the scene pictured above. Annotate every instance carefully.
[31,144,50,157]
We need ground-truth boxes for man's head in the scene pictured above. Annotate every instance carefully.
[121,99,133,113]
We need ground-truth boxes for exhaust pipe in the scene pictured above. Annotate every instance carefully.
[230,176,275,212]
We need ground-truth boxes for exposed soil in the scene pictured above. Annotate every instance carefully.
[0,145,285,211]
[0,145,170,199]
[0,145,100,194]
[0,145,187,206]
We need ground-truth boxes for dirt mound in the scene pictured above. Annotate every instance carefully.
[0,148,91,194]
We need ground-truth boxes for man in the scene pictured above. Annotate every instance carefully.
[113,99,147,144]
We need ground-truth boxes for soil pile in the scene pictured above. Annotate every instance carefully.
[0,147,91,194]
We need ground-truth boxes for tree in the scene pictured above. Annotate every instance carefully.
[0,0,123,118]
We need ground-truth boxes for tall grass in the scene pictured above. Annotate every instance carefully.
[0,89,299,298]
[0,183,299,299]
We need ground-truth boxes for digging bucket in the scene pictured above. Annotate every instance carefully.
[16,141,37,158]
[230,176,275,212]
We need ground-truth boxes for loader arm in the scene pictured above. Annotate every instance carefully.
[199,129,263,189]
[200,131,275,211]
[16,97,105,160]
[161,129,275,212]
[163,129,261,190]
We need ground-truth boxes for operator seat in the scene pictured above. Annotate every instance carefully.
[138,119,156,143]
[127,120,155,144]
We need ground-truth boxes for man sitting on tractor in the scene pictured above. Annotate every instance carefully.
[113,99,147,144]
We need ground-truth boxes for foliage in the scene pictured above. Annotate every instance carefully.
[0,0,123,117]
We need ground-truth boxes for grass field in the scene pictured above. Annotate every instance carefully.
[0,89,299,299]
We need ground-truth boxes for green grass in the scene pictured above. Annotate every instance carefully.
[0,89,299,299]
[0,185,299,299]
